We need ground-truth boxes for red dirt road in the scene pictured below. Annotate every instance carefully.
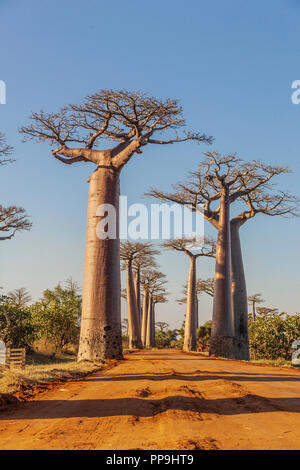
[0,349,300,450]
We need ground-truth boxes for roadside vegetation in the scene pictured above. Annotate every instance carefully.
[0,353,104,396]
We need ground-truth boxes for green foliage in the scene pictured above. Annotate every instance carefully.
[30,284,81,355]
[197,320,212,348]
[155,329,179,348]
[0,295,36,349]
[249,313,300,360]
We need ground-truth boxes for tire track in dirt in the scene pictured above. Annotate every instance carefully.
[0,350,300,449]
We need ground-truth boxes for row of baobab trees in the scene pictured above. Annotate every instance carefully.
[1,89,298,362]
[121,237,215,353]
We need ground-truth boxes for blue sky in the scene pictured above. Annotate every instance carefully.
[0,0,300,328]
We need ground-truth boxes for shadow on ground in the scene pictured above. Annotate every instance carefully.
[1,394,300,421]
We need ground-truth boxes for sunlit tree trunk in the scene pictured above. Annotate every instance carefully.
[135,268,142,323]
[126,260,142,349]
[141,291,149,347]
[195,296,199,331]
[210,185,235,358]
[146,294,153,348]
[183,256,197,351]
[151,301,156,347]
[78,167,123,360]
[252,301,256,321]
[231,221,249,360]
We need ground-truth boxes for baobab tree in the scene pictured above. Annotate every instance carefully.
[120,241,158,349]
[177,277,214,329]
[162,237,216,351]
[230,187,298,356]
[0,132,13,165]
[148,291,168,347]
[248,294,264,321]
[155,321,169,332]
[8,288,32,307]
[20,90,212,361]
[148,152,293,359]
[132,251,159,323]
[196,278,214,298]
[140,269,166,347]
[0,206,32,241]
[256,307,279,318]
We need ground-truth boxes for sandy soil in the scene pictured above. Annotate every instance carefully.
[0,349,299,450]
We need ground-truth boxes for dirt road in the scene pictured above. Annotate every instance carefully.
[0,349,299,450]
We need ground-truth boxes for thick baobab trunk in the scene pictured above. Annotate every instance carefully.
[146,295,153,348]
[195,296,199,331]
[152,302,156,347]
[210,186,235,358]
[135,268,141,322]
[141,291,149,346]
[231,222,249,360]
[252,302,256,321]
[183,256,197,351]
[126,260,142,349]
[78,166,123,361]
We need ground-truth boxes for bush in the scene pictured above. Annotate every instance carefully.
[249,313,300,360]
[155,329,179,348]
[197,320,212,349]
[0,296,36,350]
[30,284,81,356]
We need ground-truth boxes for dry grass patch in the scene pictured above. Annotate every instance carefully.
[0,354,105,396]
[250,358,300,369]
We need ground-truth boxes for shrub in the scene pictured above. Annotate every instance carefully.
[249,313,300,360]
[30,284,81,356]
[155,329,179,348]
[0,295,36,350]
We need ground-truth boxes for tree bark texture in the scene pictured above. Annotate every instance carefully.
[141,291,149,347]
[231,222,249,360]
[195,297,199,331]
[146,295,153,348]
[78,167,122,360]
[210,186,235,358]
[151,302,156,348]
[135,268,142,323]
[126,260,142,349]
[183,256,197,351]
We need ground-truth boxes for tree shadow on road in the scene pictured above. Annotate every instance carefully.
[1,394,299,420]
[84,371,300,383]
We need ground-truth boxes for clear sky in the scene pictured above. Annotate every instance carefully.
[0,0,300,329]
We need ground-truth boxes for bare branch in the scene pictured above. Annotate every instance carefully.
[162,236,216,259]
[20,89,212,170]
[0,205,32,241]
[147,152,298,231]
[0,132,14,165]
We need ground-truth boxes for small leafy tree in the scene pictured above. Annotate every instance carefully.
[155,328,178,348]
[248,313,300,360]
[197,320,212,349]
[0,295,36,349]
[31,283,81,355]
